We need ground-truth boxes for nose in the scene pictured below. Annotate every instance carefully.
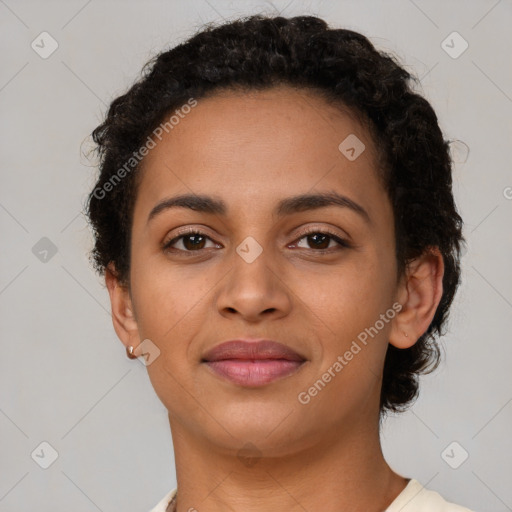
[215,244,293,322]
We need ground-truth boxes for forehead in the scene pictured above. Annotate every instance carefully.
[143,85,375,162]
[133,86,385,224]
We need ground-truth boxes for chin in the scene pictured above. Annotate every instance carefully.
[203,404,314,450]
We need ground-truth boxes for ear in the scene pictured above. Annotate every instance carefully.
[105,263,141,355]
[389,247,444,349]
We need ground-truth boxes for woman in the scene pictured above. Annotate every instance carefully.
[85,14,472,512]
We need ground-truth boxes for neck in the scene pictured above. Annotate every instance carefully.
[167,412,407,512]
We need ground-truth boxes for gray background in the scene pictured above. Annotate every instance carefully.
[1,0,511,511]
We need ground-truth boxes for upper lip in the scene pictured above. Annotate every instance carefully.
[202,339,306,362]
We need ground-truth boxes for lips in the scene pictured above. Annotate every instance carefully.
[202,339,306,362]
[202,339,306,387]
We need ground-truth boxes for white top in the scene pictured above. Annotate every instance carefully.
[386,479,473,511]
[149,479,474,511]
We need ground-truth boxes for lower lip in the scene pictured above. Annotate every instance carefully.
[204,359,305,387]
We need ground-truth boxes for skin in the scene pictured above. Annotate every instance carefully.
[105,85,444,512]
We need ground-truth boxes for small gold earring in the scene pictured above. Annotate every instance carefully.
[126,345,138,359]
[403,332,409,337]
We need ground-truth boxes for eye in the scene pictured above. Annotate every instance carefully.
[291,228,351,252]
[162,229,219,253]
[162,227,351,255]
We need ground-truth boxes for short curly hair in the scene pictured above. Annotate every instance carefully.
[84,14,464,415]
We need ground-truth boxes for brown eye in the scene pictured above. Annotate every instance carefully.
[293,230,351,252]
[163,231,217,252]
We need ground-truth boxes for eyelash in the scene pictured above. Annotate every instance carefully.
[162,227,352,255]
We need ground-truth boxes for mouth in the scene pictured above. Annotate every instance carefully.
[201,339,307,387]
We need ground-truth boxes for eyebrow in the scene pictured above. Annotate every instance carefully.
[146,191,371,225]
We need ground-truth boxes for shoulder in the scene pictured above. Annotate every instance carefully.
[386,479,474,512]
[148,488,177,512]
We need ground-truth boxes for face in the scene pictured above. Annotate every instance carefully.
[116,86,404,456]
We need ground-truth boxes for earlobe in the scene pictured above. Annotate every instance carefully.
[389,247,444,349]
[105,263,140,351]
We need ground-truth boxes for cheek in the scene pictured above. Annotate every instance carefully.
[294,257,386,325]
[297,268,393,412]
[131,261,210,337]
[292,256,395,370]
[133,266,206,410]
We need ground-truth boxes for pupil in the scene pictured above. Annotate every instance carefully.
[184,234,204,250]
[310,233,329,249]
